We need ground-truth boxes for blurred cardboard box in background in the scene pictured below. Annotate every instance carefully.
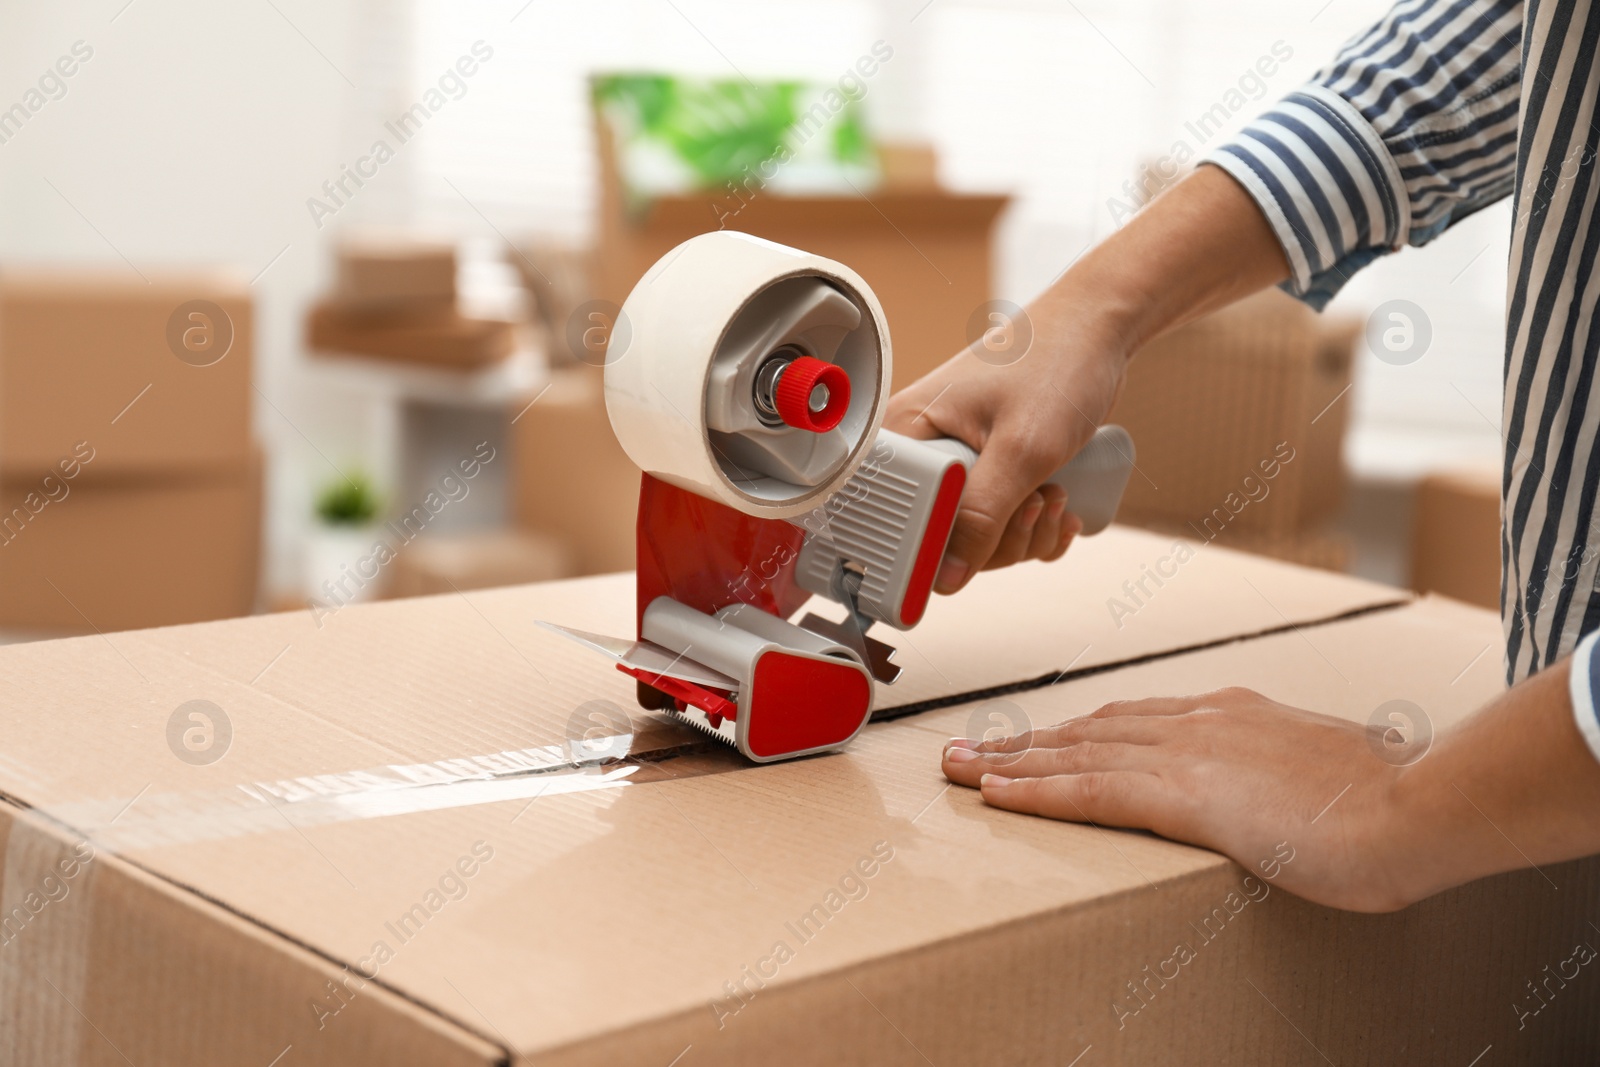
[1134,518,1353,574]
[306,237,519,370]
[386,528,572,598]
[1411,465,1501,609]
[875,141,941,190]
[333,235,457,307]
[0,269,260,632]
[306,302,516,370]
[1111,289,1359,563]
[0,449,262,633]
[512,367,638,576]
[0,270,253,475]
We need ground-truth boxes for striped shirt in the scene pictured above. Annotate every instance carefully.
[1203,0,1600,735]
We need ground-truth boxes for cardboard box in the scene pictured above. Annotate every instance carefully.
[0,530,1587,1063]
[1132,518,1351,573]
[0,450,261,633]
[594,118,1006,391]
[511,367,640,576]
[875,142,940,190]
[1111,290,1359,539]
[0,269,253,476]
[335,236,457,305]
[385,529,573,599]
[1412,464,1501,609]
[306,301,516,370]
[0,527,1403,1063]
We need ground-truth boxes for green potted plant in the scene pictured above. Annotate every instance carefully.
[305,471,386,605]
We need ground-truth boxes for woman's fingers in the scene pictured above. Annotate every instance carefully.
[1026,485,1068,562]
[977,771,1185,836]
[943,739,1157,787]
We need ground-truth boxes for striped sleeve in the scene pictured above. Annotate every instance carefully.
[1568,630,1600,764]
[1201,0,1524,309]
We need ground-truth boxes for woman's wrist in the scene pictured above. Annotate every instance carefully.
[1039,165,1292,359]
[1374,754,1467,907]
[1378,660,1600,906]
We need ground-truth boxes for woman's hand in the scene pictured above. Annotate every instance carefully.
[880,165,1292,594]
[939,662,1600,912]
[882,300,1131,594]
[941,688,1415,912]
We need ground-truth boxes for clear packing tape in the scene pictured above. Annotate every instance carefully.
[24,739,664,854]
[0,730,702,1057]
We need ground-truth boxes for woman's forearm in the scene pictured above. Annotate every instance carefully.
[1042,164,1292,355]
[1390,660,1600,902]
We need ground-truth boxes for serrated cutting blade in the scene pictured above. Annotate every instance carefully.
[536,621,740,692]
[666,707,740,748]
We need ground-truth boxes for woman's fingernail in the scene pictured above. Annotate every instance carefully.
[946,747,980,764]
[1044,497,1065,521]
[946,737,977,750]
[980,774,1013,788]
[937,557,969,590]
[1021,500,1043,529]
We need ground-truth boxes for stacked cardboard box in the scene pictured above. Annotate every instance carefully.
[1,528,1590,1062]
[1412,464,1501,609]
[306,236,517,370]
[0,269,260,632]
[511,365,639,576]
[1110,289,1360,571]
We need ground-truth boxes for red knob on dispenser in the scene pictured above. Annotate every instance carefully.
[774,357,850,433]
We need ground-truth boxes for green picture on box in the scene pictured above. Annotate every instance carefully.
[593,72,880,213]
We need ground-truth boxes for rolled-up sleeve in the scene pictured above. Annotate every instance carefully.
[1202,0,1523,309]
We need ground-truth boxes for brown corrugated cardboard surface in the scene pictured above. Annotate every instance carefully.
[500,590,1586,1065]
[121,524,1404,714]
[1412,464,1501,610]
[5,530,1565,1065]
[0,809,501,1067]
[0,451,261,633]
[858,596,1587,1066]
[865,524,1401,707]
[0,269,253,476]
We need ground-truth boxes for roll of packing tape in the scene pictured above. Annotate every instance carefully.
[605,231,891,519]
